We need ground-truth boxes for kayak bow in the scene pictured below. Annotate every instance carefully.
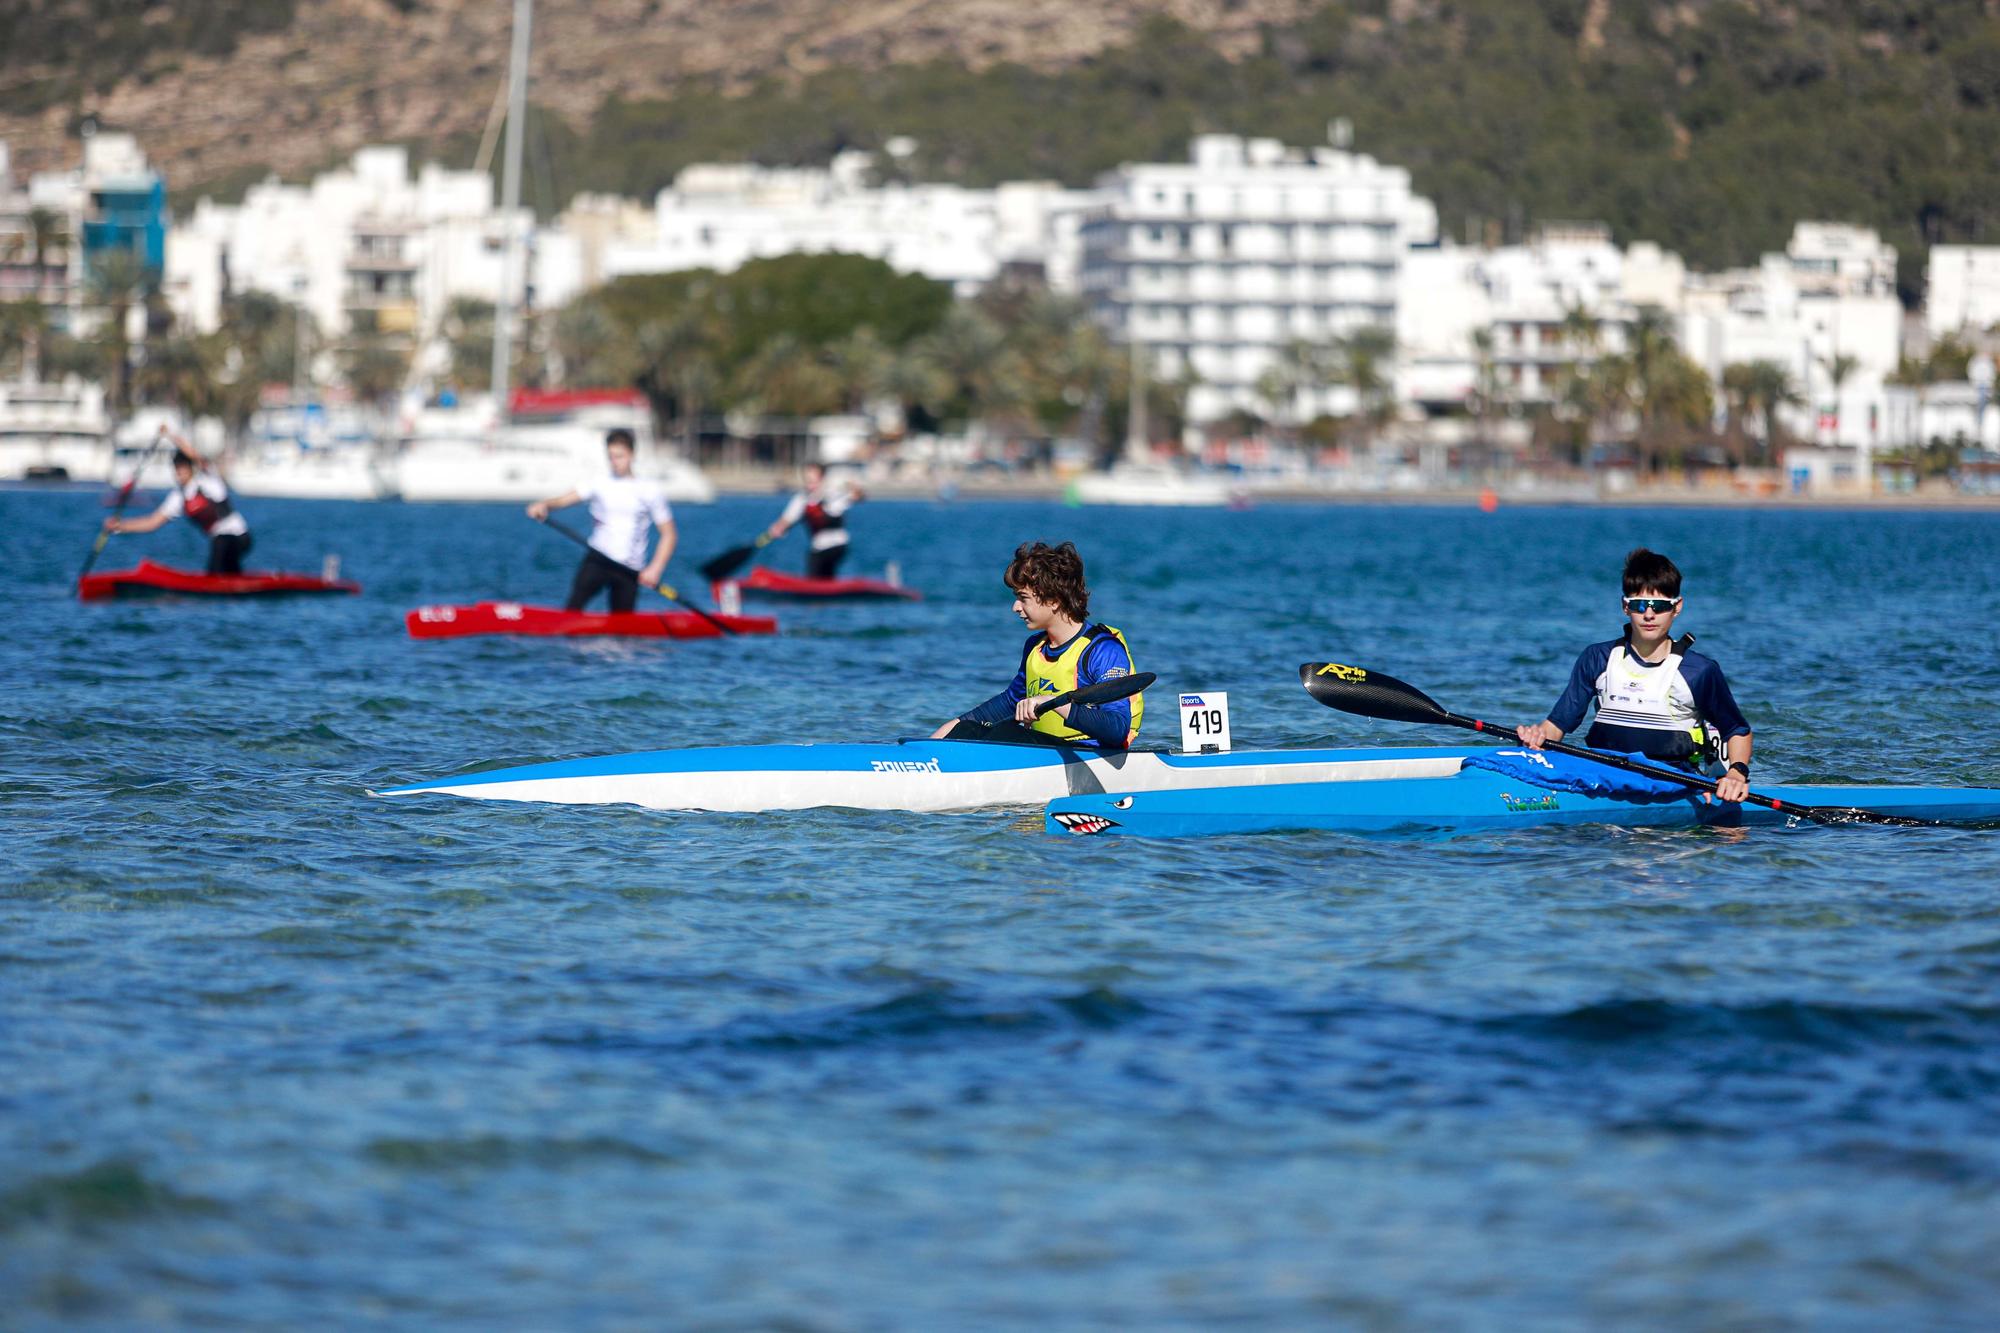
[78,559,361,601]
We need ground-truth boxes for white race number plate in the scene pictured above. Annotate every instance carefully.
[1179,691,1231,753]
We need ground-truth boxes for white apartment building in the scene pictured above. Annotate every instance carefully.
[600,149,1097,295]
[1680,223,1902,454]
[1079,129,1438,425]
[167,146,583,358]
[2,131,168,337]
[1926,245,2000,340]
[1398,224,1689,415]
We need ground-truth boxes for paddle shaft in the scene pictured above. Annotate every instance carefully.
[537,515,738,637]
[1299,662,1937,828]
[81,430,174,582]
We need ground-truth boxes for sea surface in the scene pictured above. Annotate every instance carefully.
[4,488,1999,1329]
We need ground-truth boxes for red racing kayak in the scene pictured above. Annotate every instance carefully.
[406,601,778,640]
[78,559,362,602]
[713,566,921,602]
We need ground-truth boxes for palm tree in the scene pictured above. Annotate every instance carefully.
[342,337,412,410]
[733,333,843,421]
[912,304,1029,432]
[824,326,890,415]
[132,334,214,414]
[86,249,152,414]
[27,207,68,302]
[634,309,723,455]
[1470,325,1513,448]
[0,299,50,379]
[1256,337,1334,437]
[1818,351,1859,440]
[443,297,495,391]
[1341,326,1397,443]
[1722,361,1799,464]
[552,299,629,389]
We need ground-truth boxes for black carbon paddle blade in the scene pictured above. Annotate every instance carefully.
[1034,671,1157,718]
[697,544,758,583]
[1299,662,1450,725]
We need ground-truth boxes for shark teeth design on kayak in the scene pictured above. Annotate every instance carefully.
[1052,811,1120,836]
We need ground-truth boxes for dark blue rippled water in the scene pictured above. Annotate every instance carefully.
[5,490,2000,1328]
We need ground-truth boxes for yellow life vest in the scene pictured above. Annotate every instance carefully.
[1023,623,1142,746]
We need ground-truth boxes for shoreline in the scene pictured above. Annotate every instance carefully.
[7,474,1997,512]
[700,467,2000,511]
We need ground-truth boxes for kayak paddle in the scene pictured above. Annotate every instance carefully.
[1035,671,1155,717]
[80,426,173,584]
[537,515,740,637]
[697,533,773,584]
[1298,661,1941,828]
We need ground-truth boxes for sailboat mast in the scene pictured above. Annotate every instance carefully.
[1124,330,1148,465]
[490,0,533,421]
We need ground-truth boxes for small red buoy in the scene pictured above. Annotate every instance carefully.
[1478,487,1499,513]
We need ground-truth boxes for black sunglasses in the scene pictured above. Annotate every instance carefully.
[1622,596,1681,614]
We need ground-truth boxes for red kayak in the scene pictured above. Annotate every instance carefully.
[406,601,778,640]
[78,559,362,602]
[713,566,921,602]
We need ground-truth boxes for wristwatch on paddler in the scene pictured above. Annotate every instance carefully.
[1726,761,1750,779]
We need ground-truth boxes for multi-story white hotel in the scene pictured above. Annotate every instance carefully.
[1398,224,1688,415]
[167,146,583,366]
[596,147,1097,296]
[1679,222,1903,452]
[1079,129,1437,424]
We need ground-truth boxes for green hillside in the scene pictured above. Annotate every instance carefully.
[7,1,1993,304]
[510,3,2000,304]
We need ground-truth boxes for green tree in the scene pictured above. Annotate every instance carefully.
[26,207,67,301]
[1721,360,1798,464]
[85,249,153,415]
[0,299,50,379]
[341,337,411,408]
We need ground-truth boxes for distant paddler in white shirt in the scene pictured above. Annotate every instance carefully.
[525,428,676,613]
[764,462,864,580]
[102,427,254,574]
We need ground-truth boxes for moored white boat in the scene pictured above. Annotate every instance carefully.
[225,400,398,500]
[388,390,714,503]
[1070,463,1238,507]
[376,741,1480,814]
[0,376,111,482]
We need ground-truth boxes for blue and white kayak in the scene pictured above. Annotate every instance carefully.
[1046,767,2000,838]
[375,741,1481,814]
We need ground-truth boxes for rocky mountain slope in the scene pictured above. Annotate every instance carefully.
[0,0,1313,182]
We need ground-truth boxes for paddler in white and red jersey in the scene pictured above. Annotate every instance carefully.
[930,540,1142,749]
[103,430,253,574]
[763,462,863,580]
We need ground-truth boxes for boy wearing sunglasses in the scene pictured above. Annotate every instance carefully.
[1516,547,1753,803]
